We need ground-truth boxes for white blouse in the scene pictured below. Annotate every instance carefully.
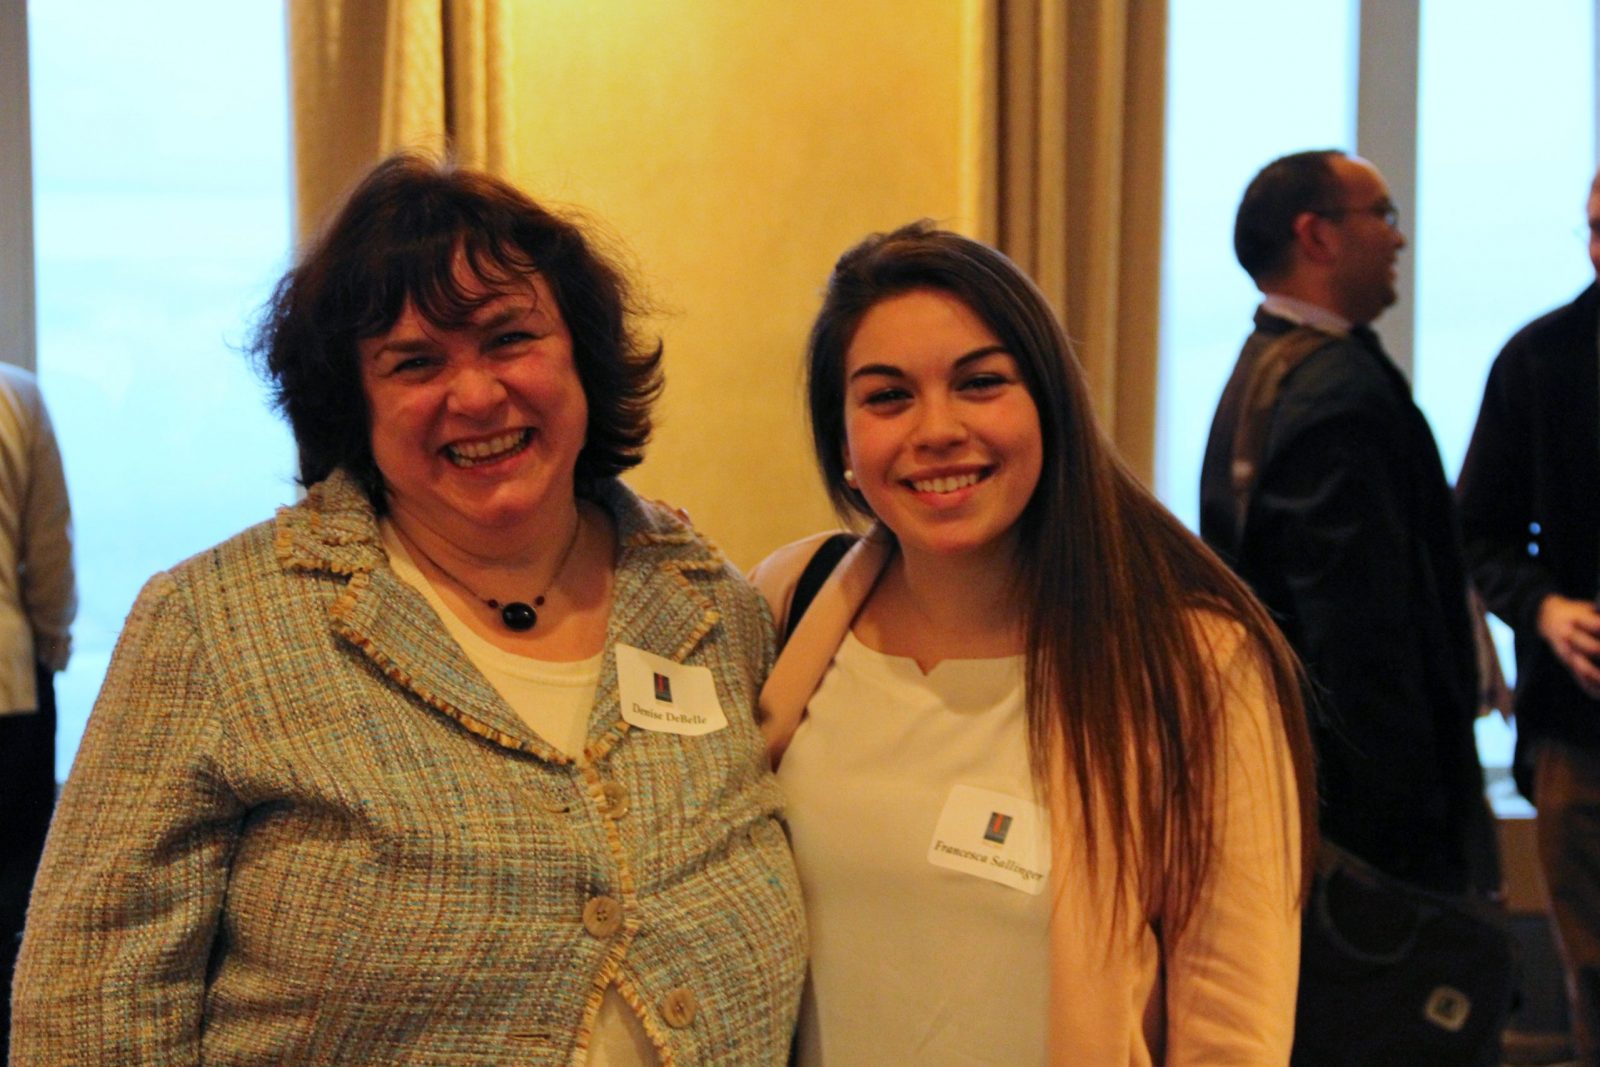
[777,632,1051,1066]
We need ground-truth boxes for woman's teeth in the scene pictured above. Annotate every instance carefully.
[910,472,981,494]
[446,429,530,467]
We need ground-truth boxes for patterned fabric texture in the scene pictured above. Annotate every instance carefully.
[0,362,74,712]
[12,471,805,1066]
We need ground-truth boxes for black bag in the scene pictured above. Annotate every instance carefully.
[1291,844,1517,1066]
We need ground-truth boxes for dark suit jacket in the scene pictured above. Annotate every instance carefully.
[1201,309,1488,892]
[1457,283,1600,760]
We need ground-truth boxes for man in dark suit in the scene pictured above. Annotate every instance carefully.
[1200,149,1497,895]
[1456,167,1600,1062]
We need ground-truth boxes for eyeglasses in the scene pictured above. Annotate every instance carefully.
[1314,201,1401,229]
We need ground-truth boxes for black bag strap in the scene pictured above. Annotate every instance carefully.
[783,532,859,645]
[1228,325,1337,545]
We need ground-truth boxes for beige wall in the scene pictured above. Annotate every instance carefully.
[505,2,984,569]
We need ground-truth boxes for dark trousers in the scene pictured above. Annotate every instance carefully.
[1,665,56,1063]
[1535,737,1600,1067]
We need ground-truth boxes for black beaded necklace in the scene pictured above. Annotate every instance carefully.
[399,513,583,632]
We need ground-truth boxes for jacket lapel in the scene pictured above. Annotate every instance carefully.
[577,510,713,759]
[275,474,729,763]
[334,564,560,758]
[586,485,734,760]
[276,472,561,760]
[606,504,723,667]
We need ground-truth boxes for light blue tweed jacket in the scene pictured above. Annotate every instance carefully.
[13,471,805,1066]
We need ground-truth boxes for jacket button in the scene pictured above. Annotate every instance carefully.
[583,895,622,938]
[659,986,699,1029]
[506,1030,551,1048]
[600,781,630,818]
[749,817,784,848]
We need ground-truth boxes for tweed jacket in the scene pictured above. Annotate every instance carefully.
[13,471,806,1066]
[752,532,1302,1066]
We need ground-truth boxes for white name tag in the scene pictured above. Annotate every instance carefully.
[927,784,1051,895]
[615,643,727,736]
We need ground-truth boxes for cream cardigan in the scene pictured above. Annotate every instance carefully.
[751,530,1302,1066]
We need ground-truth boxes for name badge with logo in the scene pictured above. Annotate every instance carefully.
[927,784,1051,895]
[615,643,727,736]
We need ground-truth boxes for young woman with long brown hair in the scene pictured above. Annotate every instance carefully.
[753,222,1316,1064]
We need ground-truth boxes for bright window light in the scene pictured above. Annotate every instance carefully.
[29,1,297,778]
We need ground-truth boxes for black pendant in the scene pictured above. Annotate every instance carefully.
[500,601,538,631]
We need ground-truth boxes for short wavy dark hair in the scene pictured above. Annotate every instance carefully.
[251,152,662,505]
[1233,148,1345,284]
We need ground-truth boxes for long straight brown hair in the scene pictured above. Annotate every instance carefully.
[806,222,1317,938]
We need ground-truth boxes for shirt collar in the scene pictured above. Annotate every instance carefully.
[1260,293,1354,335]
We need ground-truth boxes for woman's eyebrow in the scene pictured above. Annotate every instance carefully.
[847,362,904,382]
[953,344,1010,366]
[368,334,433,359]
[846,344,1010,383]
[472,300,540,330]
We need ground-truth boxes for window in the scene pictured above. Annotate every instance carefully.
[27,1,297,778]
[1156,0,1356,530]
[1413,0,1596,478]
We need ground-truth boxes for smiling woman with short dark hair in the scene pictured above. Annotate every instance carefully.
[12,154,805,1066]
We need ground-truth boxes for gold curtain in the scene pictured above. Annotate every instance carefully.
[287,0,510,243]
[976,0,1167,484]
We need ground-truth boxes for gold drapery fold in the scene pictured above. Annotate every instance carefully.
[976,0,1166,484]
[287,0,509,243]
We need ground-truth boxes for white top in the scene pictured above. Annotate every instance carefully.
[777,632,1050,1066]
[755,532,1304,1062]
[382,522,656,1067]
[0,362,74,715]
[380,520,601,756]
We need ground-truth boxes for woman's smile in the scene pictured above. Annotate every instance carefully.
[903,466,991,498]
[443,428,534,467]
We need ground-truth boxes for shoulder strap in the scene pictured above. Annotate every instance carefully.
[784,532,858,645]
[1229,326,1337,544]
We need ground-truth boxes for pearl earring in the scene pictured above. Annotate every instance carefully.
[843,468,857,486]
